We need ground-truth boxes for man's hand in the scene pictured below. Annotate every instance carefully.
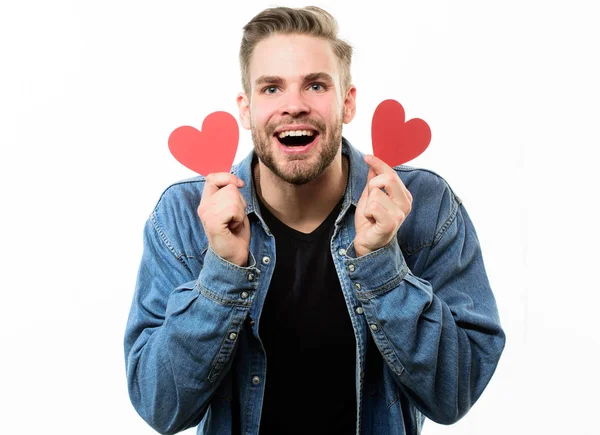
[197,173,250,267]
[354,155,412,257]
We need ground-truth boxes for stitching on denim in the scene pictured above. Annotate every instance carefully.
[371,325,405,378]
[392,166,462,254]
[207,309,245,383]
[387,396,399,410]
[379,330,405,377]
[196,283,252,308]
[153,177,206,211]
[432,195,459,247]
[354,261,409,301]
[150,212,192,274]
[356,274,404,301]
[207,246,258,273]
[401,242,429,256]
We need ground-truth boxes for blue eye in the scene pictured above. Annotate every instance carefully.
[310,83,325,91]
[263,86,278,94]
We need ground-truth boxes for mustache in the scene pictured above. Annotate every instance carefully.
[265,117,326,136]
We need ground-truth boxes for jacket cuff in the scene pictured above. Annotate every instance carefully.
[196,246,260,304]
[343,238,410,299]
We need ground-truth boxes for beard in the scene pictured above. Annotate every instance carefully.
[251,112,344,185]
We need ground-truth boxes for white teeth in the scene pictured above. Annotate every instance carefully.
[277,130,315,138]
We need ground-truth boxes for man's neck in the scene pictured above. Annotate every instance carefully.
[254,154,348,234]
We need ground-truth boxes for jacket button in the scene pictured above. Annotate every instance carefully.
[241,291,249,299]
[252,376,261,385]
[355,283,361,290]
[247,273,255,281]
[370,324,378,331]
[338,248,347,256]
[229,332,237,340]
[356,307,364,315]
[348,264,355,272]
[262,256,271,265]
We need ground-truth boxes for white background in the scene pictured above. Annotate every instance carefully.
[1,0,598,434]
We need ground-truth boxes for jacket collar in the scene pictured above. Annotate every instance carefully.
[232,137,369,218]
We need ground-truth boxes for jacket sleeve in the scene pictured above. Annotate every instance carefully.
[344,188,505,425]
[124,212,259,434]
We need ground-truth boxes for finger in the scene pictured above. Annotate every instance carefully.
[218,183,248,210]
[369,171,412,208]
[206,200,247,232]
[366,189,408,226]
[210,185,248,214]
[203,172,245,197]
[366,188,395,215]
[364,154,395,176]
[364,194,395,231]
[368,173,406,202]
[228,212,247,231]
[198,183,247,220]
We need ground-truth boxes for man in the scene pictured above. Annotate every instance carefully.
[124,6,505,435]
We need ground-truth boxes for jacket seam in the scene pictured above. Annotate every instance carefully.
[150,211,192,274]
[196,283,253,308]
[432,194,460,248]
[153,177,206,211]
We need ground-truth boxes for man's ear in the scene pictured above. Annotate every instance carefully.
[343,85,357,124]
[237,92,251,130]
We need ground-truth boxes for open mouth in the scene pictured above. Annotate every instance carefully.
[276,130,318,147]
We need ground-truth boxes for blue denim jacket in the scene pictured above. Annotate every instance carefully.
[124,138,505,435]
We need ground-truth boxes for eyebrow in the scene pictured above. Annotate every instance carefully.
[254,72,335,87]
[303,72,334,83]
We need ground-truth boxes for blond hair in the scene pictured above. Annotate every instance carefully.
[239,6,353,95]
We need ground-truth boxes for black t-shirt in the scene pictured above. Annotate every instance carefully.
[257,195,357,435]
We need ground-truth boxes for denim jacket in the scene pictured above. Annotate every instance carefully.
[124,138,505,435]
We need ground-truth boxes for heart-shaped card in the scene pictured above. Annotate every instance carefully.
[168,99,430,174]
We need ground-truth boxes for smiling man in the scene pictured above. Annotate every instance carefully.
[124,6,505,435]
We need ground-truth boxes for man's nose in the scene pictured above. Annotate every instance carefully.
[280,88,310,117]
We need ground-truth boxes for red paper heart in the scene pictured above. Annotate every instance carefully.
[371,99,431,167]
[168,111,239,175]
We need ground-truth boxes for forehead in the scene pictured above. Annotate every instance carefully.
[249,33,339,85]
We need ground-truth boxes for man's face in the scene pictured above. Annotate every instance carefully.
[237,33,356,185]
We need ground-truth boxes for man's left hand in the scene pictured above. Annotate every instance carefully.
[354,155,412,257]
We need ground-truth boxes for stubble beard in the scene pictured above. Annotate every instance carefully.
[251,111,344,186]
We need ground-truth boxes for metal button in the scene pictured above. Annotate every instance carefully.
[229,332,237,340]
[355,283,361,290]
[252,376,261,385]
[338,248,347,256]
[370,324,378,331]
[247,273,255,281]
[356,307,364,315]
[241,291,249,299]
[348,264,355,272]
[262,256,270,265]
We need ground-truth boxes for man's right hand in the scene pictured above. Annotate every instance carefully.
[197,173,250,267]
